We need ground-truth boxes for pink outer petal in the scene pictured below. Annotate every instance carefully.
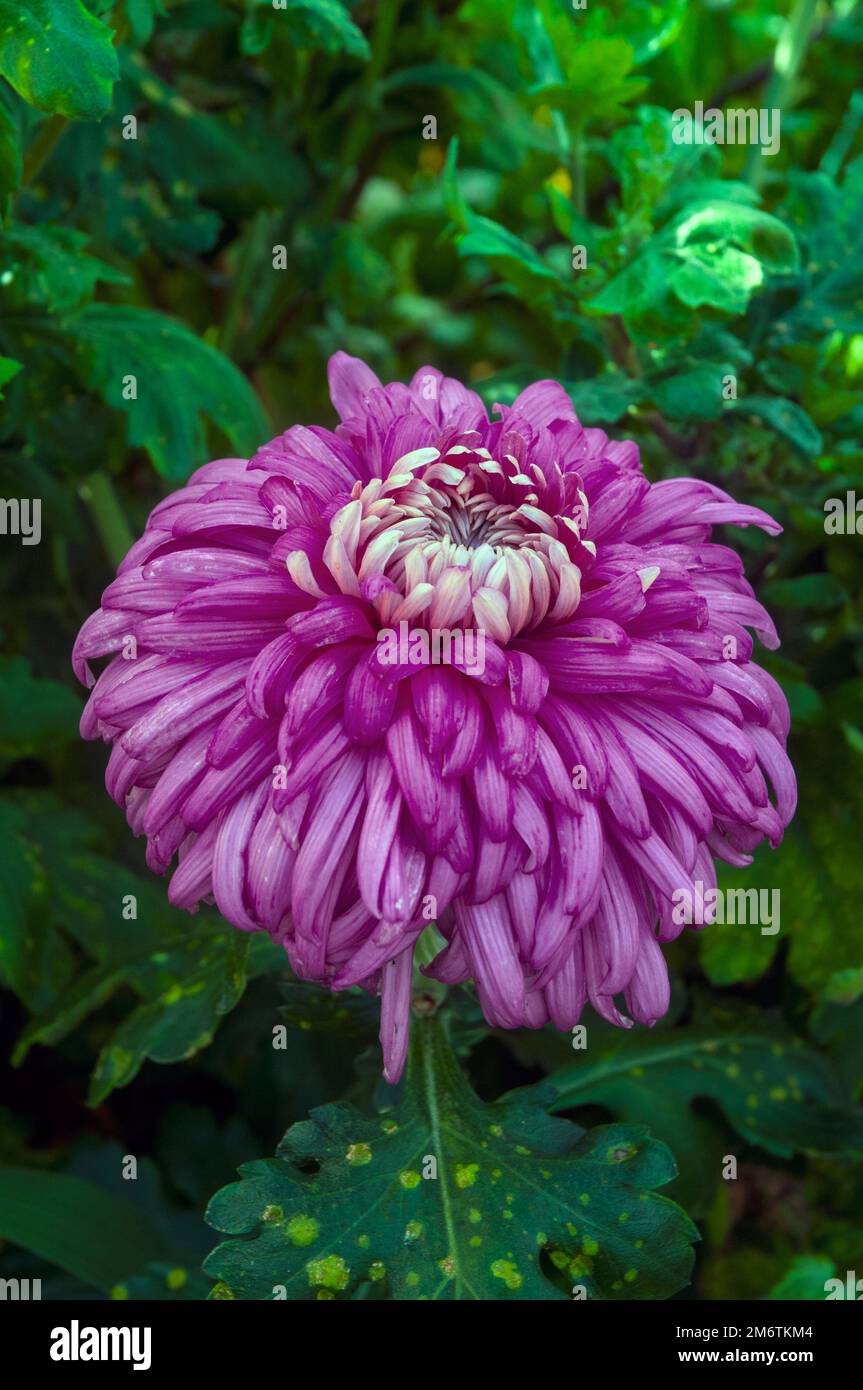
[379,945,415,1085]
[328,351,383,422]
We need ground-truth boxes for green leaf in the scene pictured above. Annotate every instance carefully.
[607,105,712,227]
[441,137,469,231]
[0,800,38,998]
[726,395,823,459]
[776,161,863,340]
[382,63,513,102]
[0,224,129,316]
[771,734,863,997]
[669,244,765,314]
[458,215,558,281]
[0,93,21,199]
[811,997,863,1100]
[111,1263,213,1301]
[204,1014,697,1301]
[256,0,370,60]
[3,789,285,1092]
[0,1167,174,1290]
[760,572,847,609]
[381,60,551,163]
[0,0,119,121]
[121,57,309,208]
[546,1004,863,1202]
[566,0,688,68]
[650,361,733,421]
[0,656,81,757]
[768,1254,836,1300]
[68,305,268,478]
[0,354,21,395]
[526,35,647,127]
[456,212,561,300]
[323,225,394,316]
[4,795,198,970]
[19,921,283,1103]
[0,816,77,1013]
[122,0,165,46]
[513,0,562,89]
[697,885,781,987]
[587,249,672,318]
[277,979,379,1037]
[671,201,800,277]
[85,933,261,1105]
[240,8,274,58]
[591,200,799,321]
[567,373,642,424]
[702,731,863,999]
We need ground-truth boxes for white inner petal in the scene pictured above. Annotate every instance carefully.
[326,447,590,637]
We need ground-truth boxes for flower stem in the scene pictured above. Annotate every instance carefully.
[412,924,449,1007]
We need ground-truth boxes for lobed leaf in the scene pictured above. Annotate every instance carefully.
[204,1014,697,1301]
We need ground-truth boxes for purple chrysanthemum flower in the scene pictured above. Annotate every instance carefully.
[74,354,796,1082]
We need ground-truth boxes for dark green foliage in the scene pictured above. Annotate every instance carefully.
[0,1166,175,1290]
[545,1001,863,1213]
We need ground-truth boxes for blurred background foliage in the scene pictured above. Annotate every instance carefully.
[0,0,862,1300]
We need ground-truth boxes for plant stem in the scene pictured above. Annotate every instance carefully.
[21,115,68,188]
[573,127,587,217]
[321,0,403,220]
[744,0,819,188]
[820,89,863,179]
[79,471,135,570]
[221,210,276,359]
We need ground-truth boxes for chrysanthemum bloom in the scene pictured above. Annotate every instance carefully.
[74,355,796,1081]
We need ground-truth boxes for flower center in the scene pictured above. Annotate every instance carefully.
[287,444,593,642]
